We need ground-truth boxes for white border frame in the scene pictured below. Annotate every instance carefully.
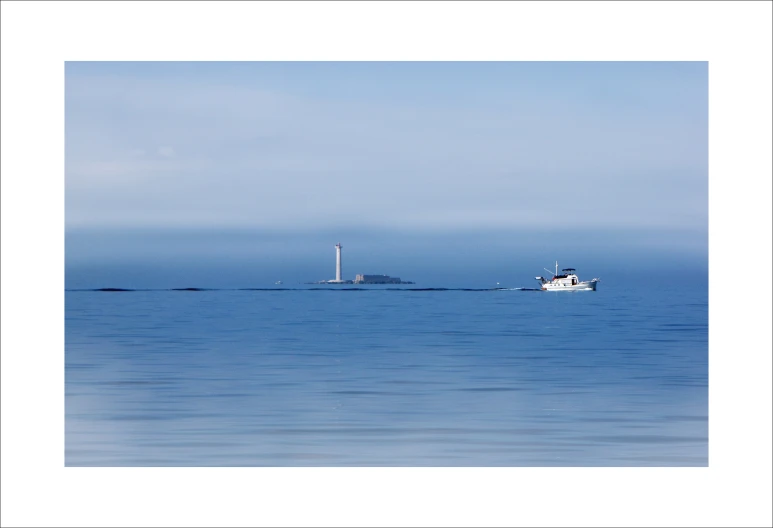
[2,1,771,527]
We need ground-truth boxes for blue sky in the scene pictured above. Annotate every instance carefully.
[66,62,708,233]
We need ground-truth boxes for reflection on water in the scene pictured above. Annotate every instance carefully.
[66,287,707,466]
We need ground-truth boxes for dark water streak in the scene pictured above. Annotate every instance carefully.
[72,287,533,292]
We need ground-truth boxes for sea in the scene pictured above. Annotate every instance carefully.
[65,266,708,467]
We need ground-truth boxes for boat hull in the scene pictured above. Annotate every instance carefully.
[539,280,598,291]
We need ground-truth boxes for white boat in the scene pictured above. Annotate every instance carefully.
[535,262,599,291]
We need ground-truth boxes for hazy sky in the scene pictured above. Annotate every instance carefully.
[65,61,708,233]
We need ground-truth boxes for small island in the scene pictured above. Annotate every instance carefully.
[355,274,414,284]
[309,274,414,285]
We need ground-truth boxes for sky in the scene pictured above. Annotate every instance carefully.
[65,61,708,285]
[66,62,707,230]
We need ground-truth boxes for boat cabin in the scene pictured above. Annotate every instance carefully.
[553,268,579,285]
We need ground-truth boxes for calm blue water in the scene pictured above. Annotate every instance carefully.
[65,279,707,466]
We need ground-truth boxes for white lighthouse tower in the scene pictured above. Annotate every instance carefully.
[335,243,343,282]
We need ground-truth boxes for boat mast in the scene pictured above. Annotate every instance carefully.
[555,261,558,277]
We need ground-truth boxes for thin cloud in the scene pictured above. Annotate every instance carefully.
[157,146,175,158]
